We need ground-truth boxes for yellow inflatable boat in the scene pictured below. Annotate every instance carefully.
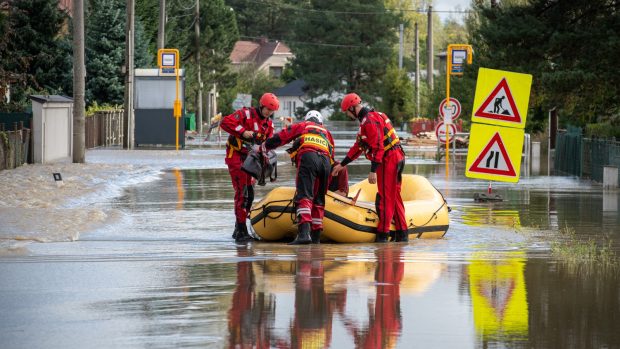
[249,174,449,243]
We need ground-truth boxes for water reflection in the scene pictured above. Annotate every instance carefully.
[468,253,528,343]
[226,244,444,348]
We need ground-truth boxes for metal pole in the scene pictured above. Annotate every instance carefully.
[72,0,85,163]
[427,6,434,90]
[414,22,420,117]
[123,0,135,149]
[195,0,203,135]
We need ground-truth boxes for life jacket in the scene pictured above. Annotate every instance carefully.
[226,108,271,158]
[285,123,334,166]
[356,112,401,159]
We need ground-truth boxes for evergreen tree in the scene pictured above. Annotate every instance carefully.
[468,0,620,128]
[0,0,72,110]
[285,0,400,112]
[165,0,239,113]
[226,0,289,39]
[85,0,151,106]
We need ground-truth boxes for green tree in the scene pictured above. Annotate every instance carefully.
[0,0,72,110]
[165,0,239,113]
[218,66,284,116]
[467,0,620,129]
[226,0,289,39]
[380,65,414,126]
[285,0,401,110]
[85,0,151,106]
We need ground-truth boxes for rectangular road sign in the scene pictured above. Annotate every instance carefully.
[466,122,525,182]
[471,68,532,129]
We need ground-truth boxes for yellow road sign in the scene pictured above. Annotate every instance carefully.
[466,123,525,182]
[471,68,532,129]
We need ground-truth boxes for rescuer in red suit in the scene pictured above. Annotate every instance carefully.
[332,93,408,242]
[220,93,278,243]
[262,110,335,244]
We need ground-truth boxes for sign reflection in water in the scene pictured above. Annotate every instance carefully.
[227,245,444,348]
[468,252,528,342]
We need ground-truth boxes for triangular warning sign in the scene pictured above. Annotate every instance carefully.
[477,278,516,320]
[469,132,517,176]
[474,78,521,123]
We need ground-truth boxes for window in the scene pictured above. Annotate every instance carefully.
[269,66,283,78]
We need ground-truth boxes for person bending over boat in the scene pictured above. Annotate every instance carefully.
[220,93,278,243]
[287,141,349,197]
[332,93,408,243]
[261,110,335,244]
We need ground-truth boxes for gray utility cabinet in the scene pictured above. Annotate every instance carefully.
[29,95,73,163]
[134,69,185,148]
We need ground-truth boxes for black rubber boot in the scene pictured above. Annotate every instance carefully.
[389,231,396,241]
[231,224,239,240]
[374,232,389,243]
[234,222,253,243]
[289,222,312,245]
[310,229,322,244]
[395,230,409,242]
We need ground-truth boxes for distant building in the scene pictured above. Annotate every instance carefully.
[229,38,293,78]
[273,79,306,119]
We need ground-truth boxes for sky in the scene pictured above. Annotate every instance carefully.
[431,0,472,22]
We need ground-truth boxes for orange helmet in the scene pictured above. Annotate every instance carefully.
[341,93,361,112]
[259,93,280,111]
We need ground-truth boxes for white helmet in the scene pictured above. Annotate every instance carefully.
[304,110,323,124]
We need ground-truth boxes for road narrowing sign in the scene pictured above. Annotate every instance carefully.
[466,123,524,182]
[471,68,532,129]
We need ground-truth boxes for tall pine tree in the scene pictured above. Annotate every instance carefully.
[0,0,72,110]
[285,0,400,111]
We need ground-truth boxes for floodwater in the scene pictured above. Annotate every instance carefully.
[1,149,619,349]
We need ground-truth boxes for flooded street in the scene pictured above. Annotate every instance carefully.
[1,149,619,349]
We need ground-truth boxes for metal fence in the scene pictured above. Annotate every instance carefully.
[85,110,124,148]
[555,126,620,184]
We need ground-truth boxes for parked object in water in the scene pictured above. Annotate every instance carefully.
[473,193,504,202]
[249,175,450,242]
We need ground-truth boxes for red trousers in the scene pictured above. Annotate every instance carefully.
[375,148,407,234]
[226,153,255,224]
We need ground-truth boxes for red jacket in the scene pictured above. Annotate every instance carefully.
[342,108,401,172]
[220,107,274,159]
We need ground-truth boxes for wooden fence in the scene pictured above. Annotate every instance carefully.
[0,125,30,171]
[85,110,124,148]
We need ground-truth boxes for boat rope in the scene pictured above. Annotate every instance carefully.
[249,199,295,227]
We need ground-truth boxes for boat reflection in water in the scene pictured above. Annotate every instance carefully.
[227,245,443,348]
[468,252,528,343]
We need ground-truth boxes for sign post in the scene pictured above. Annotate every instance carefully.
[445,44,473,178]
[158,48,181,150]
[466,68,533,183]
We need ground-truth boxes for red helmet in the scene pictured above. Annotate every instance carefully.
[259,93,280,111]
[341,93,361,112]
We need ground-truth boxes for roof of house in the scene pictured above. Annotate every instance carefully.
[230,39,293,67]
[274,79,307,97]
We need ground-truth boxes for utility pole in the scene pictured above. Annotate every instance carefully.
[398,23,404,69]
[123,0,135,149]
[158,0,165,50]
[195,0,203,135]
[414,22,420,118]
[427,5,434,91]
[72,0,85,163]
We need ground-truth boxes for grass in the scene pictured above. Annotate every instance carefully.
[551,224,619,270]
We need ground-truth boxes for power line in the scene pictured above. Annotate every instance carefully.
[230,0,472,16]
[240,35,366,48]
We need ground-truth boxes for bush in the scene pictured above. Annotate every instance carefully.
[585,122,620,139]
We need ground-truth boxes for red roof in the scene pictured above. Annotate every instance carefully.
[230,39,292,66]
